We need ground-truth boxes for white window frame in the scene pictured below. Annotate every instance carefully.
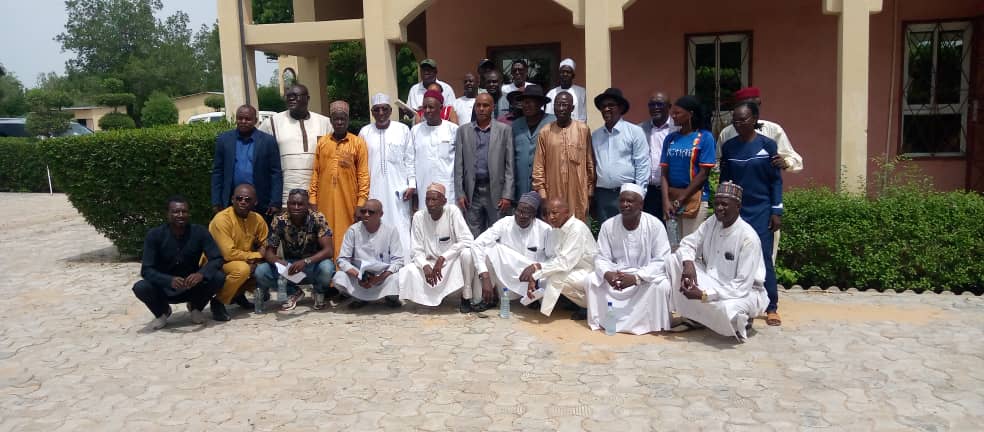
[686,33,750,134]
[901,21,972,157]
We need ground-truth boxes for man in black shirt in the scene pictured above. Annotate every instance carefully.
[132,196,225,329]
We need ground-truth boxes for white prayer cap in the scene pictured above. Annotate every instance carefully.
[559,58,576,71]
[619,183,644,198]
[370,93,391,107]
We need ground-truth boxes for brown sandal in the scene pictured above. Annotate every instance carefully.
[766,312,782,326]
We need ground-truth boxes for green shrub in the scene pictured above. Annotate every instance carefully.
[140,92,178,127]
[98,112,136,130]
[778,187,984,291]
[204,94,225,111]
[41,123,225,257]
[0,137,54,192]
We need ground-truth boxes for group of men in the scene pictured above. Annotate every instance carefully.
[131,55,802,343]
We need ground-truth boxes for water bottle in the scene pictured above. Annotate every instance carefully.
[499,287,510,319]
[254,285,265,313]
[666,211,682,251]
[277,276,287,302]
[604,301,616,336]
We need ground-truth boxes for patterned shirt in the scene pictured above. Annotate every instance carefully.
[266,210,332,260]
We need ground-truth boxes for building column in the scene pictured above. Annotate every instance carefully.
[294,55,330,115]
[823,0,883,193]
[217,0,258,117]
[363,2,400,119]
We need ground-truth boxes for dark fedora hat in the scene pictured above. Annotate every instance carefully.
[515,84,551,104]
[593,87,630,114]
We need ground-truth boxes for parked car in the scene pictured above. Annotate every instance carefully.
[187,110,276,125]
[0,117,94,138]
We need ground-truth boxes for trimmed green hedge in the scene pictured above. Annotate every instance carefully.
[41,123,224,257]
[0,137,54,192]
[778,187,984,292]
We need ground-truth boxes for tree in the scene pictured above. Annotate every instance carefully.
[56,0,162,75]
[257,85,286,112]
[24,89,74,137]
[0,74,28,116]
[193,23,222,91]
[252,0,293,24]
[204,94,224,111]
[99,112,136,130]
[140,91,178,127]
[327,42,369,120]
[95,93,136,111]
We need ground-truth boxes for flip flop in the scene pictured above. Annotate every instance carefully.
[766,312,782,326]
[669,319,705,333]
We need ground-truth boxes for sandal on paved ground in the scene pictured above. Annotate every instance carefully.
[669,319,705,333]
[280,290,304,311]
[766,312,782,326]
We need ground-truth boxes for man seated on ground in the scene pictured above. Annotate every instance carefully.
[334,199,405,309]
[666,181,768,343]
[471,191,551,311]
[398,183,477,312]
[518,197,598,319]
[255,188,336,311]
[133,196,225,329]
[587,184,673,334]
[208,184,269,321]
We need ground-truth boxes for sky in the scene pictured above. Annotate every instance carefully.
[0,0,277,89]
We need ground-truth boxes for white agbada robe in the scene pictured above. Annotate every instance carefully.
[533,216,597,316]
[258,111,333,202]
[472,216,551,301]
[358,121,415,254]
[333,222,405,300]
[398,205,476,306]
[407,79,456,110]
[587,213,673,334]
[452,96,475,125]
[545,85,588,122]
[665,216,768,341]
[411,120,459,203]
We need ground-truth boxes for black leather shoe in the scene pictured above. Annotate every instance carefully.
[570,308,587,321]
[384,296,402,308]
[471,301,491,312]
[348,300,368,310]
[210,299,231,321]
[459,297,473,313]
[232,294,254,310]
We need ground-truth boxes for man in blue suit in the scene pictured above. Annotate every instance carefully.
[211,105,283,220]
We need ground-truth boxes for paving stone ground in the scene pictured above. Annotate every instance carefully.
[1,193,983,431]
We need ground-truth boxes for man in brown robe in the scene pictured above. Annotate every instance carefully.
[531,91,596,222]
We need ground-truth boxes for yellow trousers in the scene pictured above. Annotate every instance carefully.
[216,261,256,304]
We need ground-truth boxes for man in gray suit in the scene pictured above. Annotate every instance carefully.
[638,91,677,221]
[454,93,515,236]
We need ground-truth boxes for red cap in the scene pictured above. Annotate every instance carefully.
[423,89,444,104]
[734,87,761,100]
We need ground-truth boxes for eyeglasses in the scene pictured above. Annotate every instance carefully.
[360,208,378,215]
[234,195,253,202]
[648,101,669,108]
[371,107,389,113]
[285,93,308,100]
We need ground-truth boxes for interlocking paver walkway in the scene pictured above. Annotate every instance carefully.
[1,193,983,431]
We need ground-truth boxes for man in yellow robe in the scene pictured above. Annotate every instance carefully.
[532,91,596,222]
[310,100,370,260]
[208,183,269,321]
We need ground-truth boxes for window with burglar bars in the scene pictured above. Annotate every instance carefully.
[686,33,750,136]
[901,21,972,156]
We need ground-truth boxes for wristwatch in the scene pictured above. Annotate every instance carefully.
[304,258,312,265]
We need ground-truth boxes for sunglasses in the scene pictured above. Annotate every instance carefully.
[360,208,378,215]
[648,101,669,108]
[234,195,253,202]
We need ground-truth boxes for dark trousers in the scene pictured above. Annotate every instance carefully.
[592,187,621,226]
[642,186,664,222]
[758,230,778,312]
[464,179,501,237]
[132,276,224,318]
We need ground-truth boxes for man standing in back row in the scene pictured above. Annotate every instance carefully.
[454,93,515,236]
[211,105,283,220]
[545,58,587,122]
[258,83,332,203]
[591,88,650,223]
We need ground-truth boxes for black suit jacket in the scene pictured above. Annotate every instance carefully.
[210,128,283,211]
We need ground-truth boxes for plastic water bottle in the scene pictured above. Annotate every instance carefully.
[499,287,510,319]
[254,285,265,313]
[604,301,616,336]
[277,276,287,302]
[666,210,683,250]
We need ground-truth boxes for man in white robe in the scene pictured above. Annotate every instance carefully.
[545,58,588,122]
[471,191,551,311]
[666,181,769,343]
[412,90,459,203]
[518,197,597,319]
[359,93,415,254]
[257,83,333,203]
[334,199,405,309]
[398,183,477,313]
[587,183,673,334]
[452,73,478,124]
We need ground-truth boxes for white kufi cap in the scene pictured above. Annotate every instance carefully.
[371,93,391,107]
[620,183,644,198]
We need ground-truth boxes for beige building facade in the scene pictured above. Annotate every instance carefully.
[64,106,122,131]
[217,0,984,193]
[173,92,225,124]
